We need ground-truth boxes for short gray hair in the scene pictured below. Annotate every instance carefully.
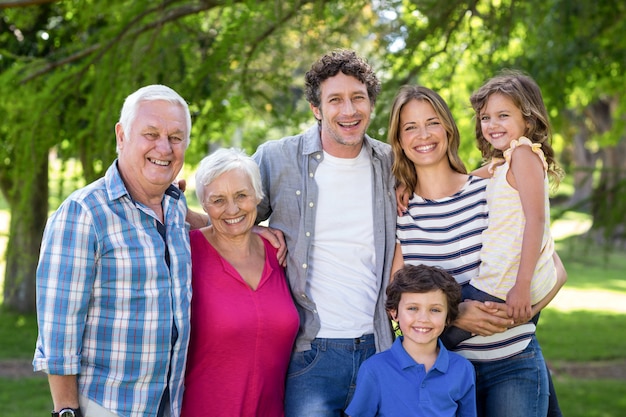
[195,148,264,204]
[118,84,191,150]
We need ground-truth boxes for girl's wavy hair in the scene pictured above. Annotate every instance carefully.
[470,70,563,184]
[389,85,467,194]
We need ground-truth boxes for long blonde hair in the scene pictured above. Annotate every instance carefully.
[389,85,467,194]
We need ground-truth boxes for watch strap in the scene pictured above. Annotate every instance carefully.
[51,407,83,417]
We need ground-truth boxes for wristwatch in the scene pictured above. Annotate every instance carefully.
[51,408,83,417]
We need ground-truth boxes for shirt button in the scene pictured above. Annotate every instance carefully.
[302,263,308,269]
[316,154,321,160]
[309,202,314,207]
[305,232,311,237]
[296,190,301,195]
[309,172,314,177]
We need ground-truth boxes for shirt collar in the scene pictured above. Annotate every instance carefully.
[391,336,450,373]
[301,123,383,160]
[104,160,182,203]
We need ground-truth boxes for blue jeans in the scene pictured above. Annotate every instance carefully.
[284,334,376,417]
[474,336,549,417]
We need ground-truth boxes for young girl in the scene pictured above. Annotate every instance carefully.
[346,264,477,417]
[444,71,563,348]
[467,71,563,329]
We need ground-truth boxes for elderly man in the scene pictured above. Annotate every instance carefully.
[34,85,192,417]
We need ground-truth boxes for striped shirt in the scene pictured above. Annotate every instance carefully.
[396,175,535,361]
[33,161,192,417]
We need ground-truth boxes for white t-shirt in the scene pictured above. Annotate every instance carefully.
[307,146,378,338]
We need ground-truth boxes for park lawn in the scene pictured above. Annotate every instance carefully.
[0,377,50,415]
[552,378,626,417]
[1,210,625,415]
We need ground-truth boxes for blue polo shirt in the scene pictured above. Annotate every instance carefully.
[346,337,476,417]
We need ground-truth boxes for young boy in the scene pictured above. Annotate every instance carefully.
[346,264,477,417]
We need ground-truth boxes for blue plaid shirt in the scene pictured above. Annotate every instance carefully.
[33,161,192,417]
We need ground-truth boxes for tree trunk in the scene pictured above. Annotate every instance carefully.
[563,110,597,211]
[2,156,49,314]
[586,97,626,246]
[568,118,596,210]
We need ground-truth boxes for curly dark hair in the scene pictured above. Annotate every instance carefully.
[304,49,381,109]
[386,264,462,328]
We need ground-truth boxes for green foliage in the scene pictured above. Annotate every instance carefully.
[1,0,625,309]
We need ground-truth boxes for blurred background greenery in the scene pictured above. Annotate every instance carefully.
[1,0,625,415]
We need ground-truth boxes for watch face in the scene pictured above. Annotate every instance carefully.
[58,410,76,417]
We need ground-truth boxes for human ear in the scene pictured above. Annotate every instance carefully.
[310,103,322,121]
[115,123,126,150]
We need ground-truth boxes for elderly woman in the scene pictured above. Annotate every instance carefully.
[181,148,299,417]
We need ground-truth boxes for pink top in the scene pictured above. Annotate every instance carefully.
[181,230,299,417]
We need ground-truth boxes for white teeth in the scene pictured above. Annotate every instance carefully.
[151,159,170,166]
[224,216,244,224]
[414,328,431,333]
[340,121,358,127]
[415,144,436,152]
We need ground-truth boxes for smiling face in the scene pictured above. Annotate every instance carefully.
[311,72,372,158]
[392,290,448,354]
[116,99,187,203]
[399,99,449,170]
[202,169,258,240]
[479,93,529,151]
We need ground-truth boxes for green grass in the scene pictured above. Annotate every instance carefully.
[556,242,626,292]
[0,309,50,415]
[0,311,38,359]
[538,310,626,362]
[1,205,625,415]
[0,377,50,415]
[554,378,626,417]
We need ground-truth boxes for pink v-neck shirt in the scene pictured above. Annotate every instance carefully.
[181,231,299,416]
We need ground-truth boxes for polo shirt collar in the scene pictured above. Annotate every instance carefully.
[392,336,451,374]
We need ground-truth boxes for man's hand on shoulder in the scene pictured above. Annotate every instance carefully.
[253,225,287,266]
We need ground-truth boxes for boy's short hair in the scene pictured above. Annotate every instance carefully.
[386,264,462,325]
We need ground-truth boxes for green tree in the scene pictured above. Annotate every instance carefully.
[375,0,626,240]
[2,0,625,313]
[0,0,379,312]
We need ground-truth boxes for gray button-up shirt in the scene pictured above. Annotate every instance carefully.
[253,124,396,352]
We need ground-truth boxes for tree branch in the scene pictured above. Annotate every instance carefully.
[19,1,226,83]
[0,0,59,9]
[242,0,313,83]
